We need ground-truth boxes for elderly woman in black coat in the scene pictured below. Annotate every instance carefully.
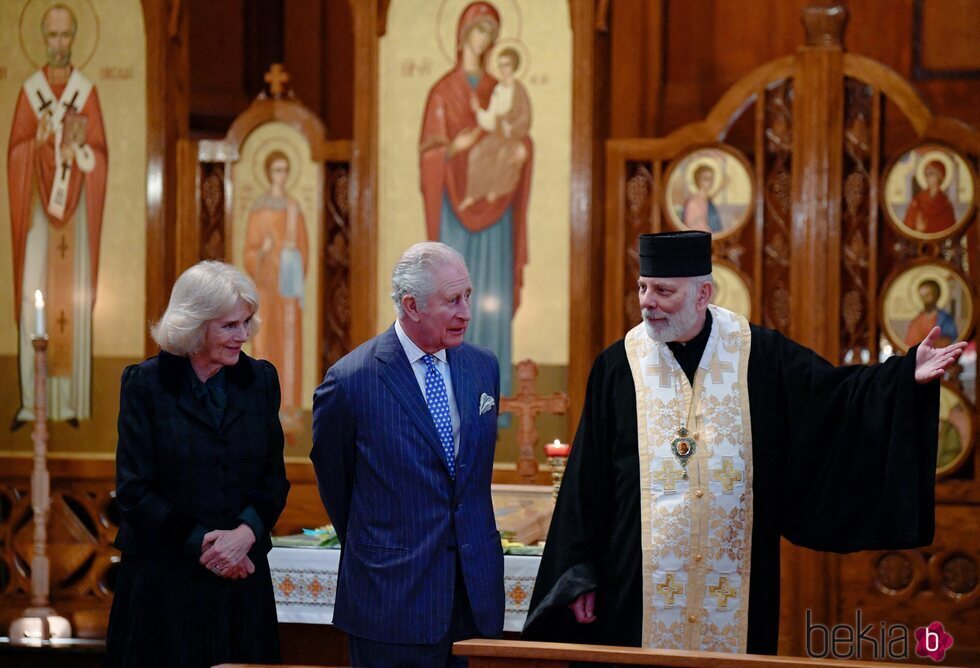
[104,261,290,667]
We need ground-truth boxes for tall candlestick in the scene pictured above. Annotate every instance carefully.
[9,337,71,643]
[34,290,45,338]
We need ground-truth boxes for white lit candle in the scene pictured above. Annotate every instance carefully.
[34,290,45,337]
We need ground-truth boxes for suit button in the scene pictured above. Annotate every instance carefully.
[455,503,463,511]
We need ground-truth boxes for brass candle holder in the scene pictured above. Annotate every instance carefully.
[9,336,72,643]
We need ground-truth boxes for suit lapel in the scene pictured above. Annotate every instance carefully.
[448,345,473,478]
[376,327,453,475]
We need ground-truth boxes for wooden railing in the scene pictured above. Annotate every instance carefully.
[452,639,909,667]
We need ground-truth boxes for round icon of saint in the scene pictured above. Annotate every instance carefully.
[937,384,973,477]
[883,144,975,240]
[709,263,751,319]
[664,146,754,240]
[881,264,973,353]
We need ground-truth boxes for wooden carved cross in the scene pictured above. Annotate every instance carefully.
[500,359,569,482]
[264,63,291,98]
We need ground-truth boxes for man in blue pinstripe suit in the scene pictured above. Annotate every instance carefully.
[312,242,504,667]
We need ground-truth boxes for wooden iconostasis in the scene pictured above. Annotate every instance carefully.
[0,0,977,655]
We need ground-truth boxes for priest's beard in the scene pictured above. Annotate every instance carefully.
[642,289,701,343]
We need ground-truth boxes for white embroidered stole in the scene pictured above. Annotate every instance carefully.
[624,305,754,653]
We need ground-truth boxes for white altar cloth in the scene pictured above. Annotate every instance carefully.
[269,546,541,632]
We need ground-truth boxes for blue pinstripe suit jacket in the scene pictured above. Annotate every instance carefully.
[311,325,504,643]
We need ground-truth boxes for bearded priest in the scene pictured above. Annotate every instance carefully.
[522,231,964,655]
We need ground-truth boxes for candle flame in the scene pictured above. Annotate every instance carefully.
[34,290,44,308]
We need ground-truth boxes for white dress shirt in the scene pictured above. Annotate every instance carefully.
[394,320,461,455]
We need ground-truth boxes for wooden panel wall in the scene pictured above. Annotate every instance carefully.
[187,0,353,139]
[185,0,978,206]
[606,0,980,141]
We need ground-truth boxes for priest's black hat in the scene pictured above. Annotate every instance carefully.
[638,231,712,277]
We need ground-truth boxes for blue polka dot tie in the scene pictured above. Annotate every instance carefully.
[422,354,456,478]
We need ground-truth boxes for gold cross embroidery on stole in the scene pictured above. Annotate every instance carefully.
[708,576,738,611]
[645,359,674,388]
[710,456,743,493]
[655,573,685,607]
[652,459,686,492]
[706,350,734,384]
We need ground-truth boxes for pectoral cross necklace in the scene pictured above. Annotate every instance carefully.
[670,371,702,479]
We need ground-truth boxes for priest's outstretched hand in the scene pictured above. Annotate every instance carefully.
[914,326,968,383]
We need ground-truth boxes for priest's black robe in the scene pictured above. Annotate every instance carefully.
[522,316,939,655]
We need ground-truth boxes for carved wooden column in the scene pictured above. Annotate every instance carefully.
[789,5,847,355]
[567,0,608,438]
[347,0,381,346]
[144,0,189,355]
[780,5,848,656]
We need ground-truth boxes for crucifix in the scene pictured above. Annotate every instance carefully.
[263,63,291,99]
[500,359,569,482]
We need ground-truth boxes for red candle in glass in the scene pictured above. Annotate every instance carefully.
[544,439,571,458]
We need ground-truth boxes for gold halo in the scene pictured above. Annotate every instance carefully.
[19,0,99,70]
[250,138,304,193]
[485,38,529,81]
[436,0,522,66]
[914,149,955,191]
[684,155,725,198]
[936,383,973,478]
[906,268,953,311]
[710,264,751,319]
